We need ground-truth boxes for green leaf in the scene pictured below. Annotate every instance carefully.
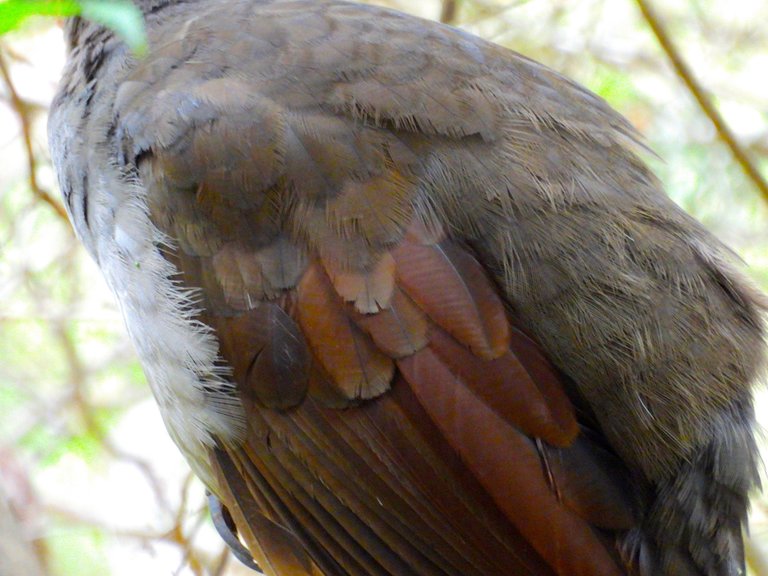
[0,0,81,34]
[0,0,147,55]
[79,0,147,55]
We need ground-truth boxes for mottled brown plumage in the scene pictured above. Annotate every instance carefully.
[49,1,766,575]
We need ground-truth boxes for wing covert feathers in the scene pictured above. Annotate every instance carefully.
[205,232,634,575]
[298,263,394,402]
[216,305,309,410]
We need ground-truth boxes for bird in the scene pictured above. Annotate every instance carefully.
[48,1,766,575]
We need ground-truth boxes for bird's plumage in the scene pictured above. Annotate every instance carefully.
[49,1,766,574]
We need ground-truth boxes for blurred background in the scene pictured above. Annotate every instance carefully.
[1,0,767,574]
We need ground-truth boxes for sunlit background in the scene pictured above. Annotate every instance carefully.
[1,0,767,574]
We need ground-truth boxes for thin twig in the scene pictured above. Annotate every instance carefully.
[46,503,194,549]
[211,548,230,576]
[634,0,768,204]
[51,316,171,514]
[0,47,69,222]
[0,484,46,576]
[171,473,205,576]
[440,0,458,24]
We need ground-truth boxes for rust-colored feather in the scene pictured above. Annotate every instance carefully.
[235,368,557,575]
[393,240,509,359]
[508,327,581,441]
[428,326,576,446]
[297,263,394,401]
[398,348,624,576]
[350,288,429,358]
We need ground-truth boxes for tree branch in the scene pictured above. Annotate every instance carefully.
[0,486,46,576]
[0,47,69,222]
[634,0,768,205]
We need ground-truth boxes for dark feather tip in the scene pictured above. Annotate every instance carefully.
[208,491,264,573]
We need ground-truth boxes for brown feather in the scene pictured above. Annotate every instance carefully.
[215,304,309,410]
[297,263,394,401]
[392,240,509,359]
[428,326,576,446]
[537,436,636,530]
[399,348,624,576]
[238,371,557,575]
[349,288,429,358]
[508,327,581,441]
[327,253,396,314]
[212,447,317,576]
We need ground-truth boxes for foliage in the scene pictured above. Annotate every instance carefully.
[0,0,146,52]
